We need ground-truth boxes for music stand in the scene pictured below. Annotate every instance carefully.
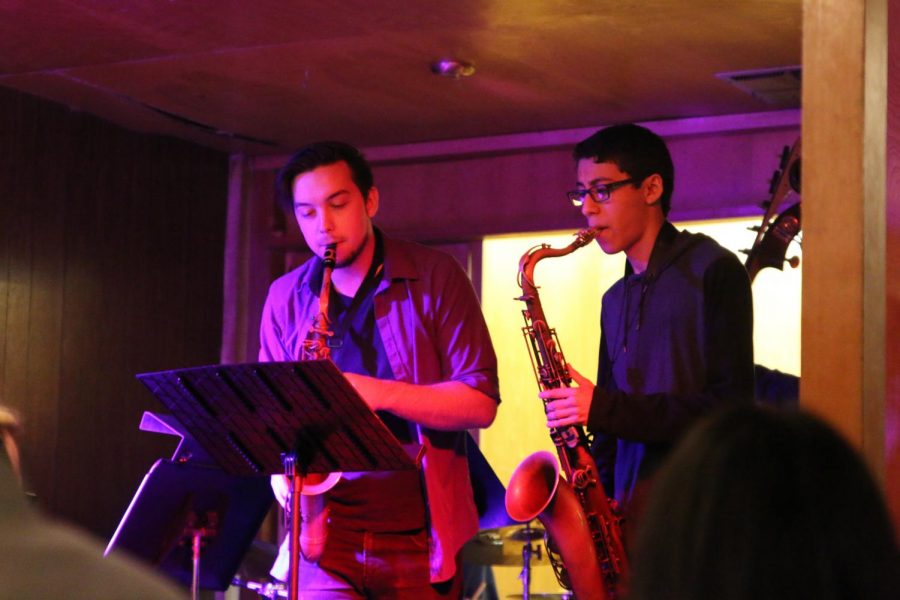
[125,360,416,600]
[105,457,274,592]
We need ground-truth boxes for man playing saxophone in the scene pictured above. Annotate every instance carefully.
[538,124,755,534]
[258,141,500,599]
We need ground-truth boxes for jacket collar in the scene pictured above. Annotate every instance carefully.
[624,221,677,280]
[624,220,704,282]
[304,227,417,297]
[379,229,418,283]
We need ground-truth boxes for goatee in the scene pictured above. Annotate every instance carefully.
[335,229,371,269]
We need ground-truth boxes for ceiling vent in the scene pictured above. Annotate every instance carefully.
[716,65,801,107]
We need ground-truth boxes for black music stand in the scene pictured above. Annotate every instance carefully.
[105,456,274,592]
[120,360,416,600]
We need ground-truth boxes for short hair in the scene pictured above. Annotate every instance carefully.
[573,124,674,216]
[628,405,899,600]
[275,141,374,212]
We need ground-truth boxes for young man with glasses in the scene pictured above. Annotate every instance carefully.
[539,123,755,532]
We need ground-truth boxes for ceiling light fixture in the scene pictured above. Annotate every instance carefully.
[430,58,475,79]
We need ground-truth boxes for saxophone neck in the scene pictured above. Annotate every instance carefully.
[574,226,602,247]
[319,243,337,316]
[519,227,600,288]
[302,243,338,361]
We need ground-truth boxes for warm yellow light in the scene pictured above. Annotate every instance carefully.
[480,230,623,489]
[480,230,623,597]
[478,217,801,596]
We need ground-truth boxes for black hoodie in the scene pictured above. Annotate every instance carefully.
[587,221,755,511]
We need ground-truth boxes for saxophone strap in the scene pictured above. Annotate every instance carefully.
[326,258,384,350]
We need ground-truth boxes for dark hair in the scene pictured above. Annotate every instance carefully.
[573,124,674,216]
[276,141,374,211]
[627,405,899,600]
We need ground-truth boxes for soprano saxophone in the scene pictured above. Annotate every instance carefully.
[293,243,342,563]
[505,228,628,600]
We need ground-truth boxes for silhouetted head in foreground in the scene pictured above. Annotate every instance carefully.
[628,405,899,600]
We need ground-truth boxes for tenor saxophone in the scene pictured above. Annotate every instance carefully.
[505,228,628,600]
[293,243,341,563]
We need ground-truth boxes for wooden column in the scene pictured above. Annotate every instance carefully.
[886,0,900,530]
[802,0,894,518]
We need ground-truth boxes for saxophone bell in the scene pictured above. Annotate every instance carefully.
[506,451,608,600]
[301,471,342,495]
[296,471,341,562]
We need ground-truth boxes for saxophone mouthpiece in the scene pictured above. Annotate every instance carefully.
[322,243,337,269]
[574,227,601,248]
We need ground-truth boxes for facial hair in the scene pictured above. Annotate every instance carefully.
[335,227,371,270]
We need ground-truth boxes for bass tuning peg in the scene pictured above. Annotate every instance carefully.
[779,145,791,168]
[768,169,782,195]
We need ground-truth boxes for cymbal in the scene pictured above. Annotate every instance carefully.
[506,594,573,599]
[461,523,547,566]
[478,522,546,540]
[503,524,545,542]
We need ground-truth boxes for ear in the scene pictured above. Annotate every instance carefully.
[365,186,380,218]
[643,174,664,207]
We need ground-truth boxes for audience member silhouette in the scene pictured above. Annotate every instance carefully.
[0,403,187,599]
[627,405,899,600]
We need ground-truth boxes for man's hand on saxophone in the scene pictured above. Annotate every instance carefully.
[539,364,595,428]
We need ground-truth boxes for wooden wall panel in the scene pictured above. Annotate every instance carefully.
[368,128,802,242]
[250,118,799,247]
[885,0,900,532]
[0,86,228,538]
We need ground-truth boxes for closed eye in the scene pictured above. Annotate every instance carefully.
[295,205,315,219]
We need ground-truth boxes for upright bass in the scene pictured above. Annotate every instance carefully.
[743,138,802,282]
[505,228,628,600]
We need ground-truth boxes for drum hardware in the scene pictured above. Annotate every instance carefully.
[462,523,548,566]
[231,576,287,599]
[462,522,559,600]
[506,523,546,542]
[519,522,543,600]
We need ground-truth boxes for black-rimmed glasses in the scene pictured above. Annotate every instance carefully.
[567,178,636,207]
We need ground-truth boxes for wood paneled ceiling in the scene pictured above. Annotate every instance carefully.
[0,1,801,155]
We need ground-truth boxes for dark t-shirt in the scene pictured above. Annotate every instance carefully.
[324,244,426,532]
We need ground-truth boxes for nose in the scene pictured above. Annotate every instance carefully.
[580,197,599,218]
[317,206,335,233]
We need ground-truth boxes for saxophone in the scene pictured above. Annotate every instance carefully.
[292,243,341,563]
[505,228,628,600]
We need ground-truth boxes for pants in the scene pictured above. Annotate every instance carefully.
[289,528,462,599]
